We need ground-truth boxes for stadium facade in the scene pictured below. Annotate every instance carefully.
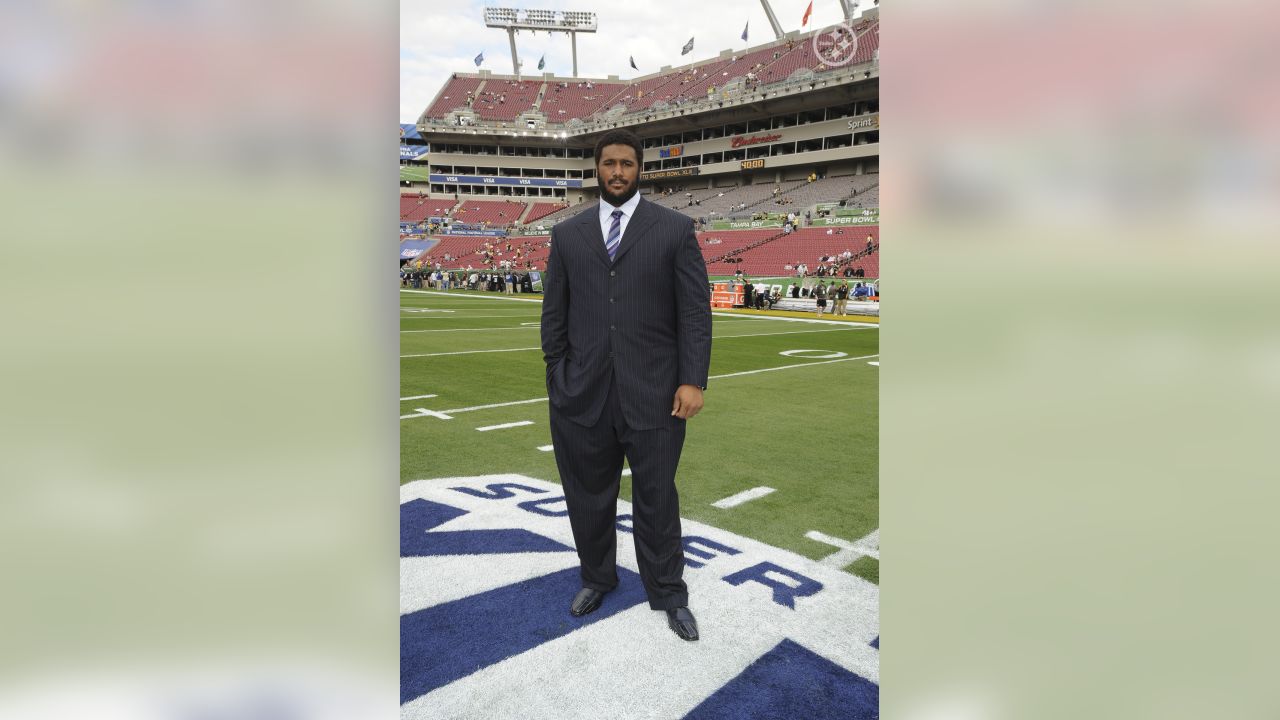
[400,13,879,288]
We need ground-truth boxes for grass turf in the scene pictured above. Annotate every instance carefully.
[401,165,432,182]
[400,288,879,582]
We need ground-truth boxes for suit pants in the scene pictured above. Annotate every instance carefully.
[549,374,689,610]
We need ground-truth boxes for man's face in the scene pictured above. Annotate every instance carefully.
[597,143,640,206]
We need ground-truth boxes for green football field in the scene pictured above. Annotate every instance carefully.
[400,165,431,182]
[400,288,879,583]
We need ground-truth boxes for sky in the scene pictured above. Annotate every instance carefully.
[400,0,872,123]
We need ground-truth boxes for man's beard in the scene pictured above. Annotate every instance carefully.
[599,180,638,207]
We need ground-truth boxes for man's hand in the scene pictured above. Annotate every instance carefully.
[671,385,704,420]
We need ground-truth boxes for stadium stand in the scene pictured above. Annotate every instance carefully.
[417,20,880,129]
[539,80,628,121]
[745,174,877,216]
[512,174,871,230]
[608,71,687,113]
[673,179,806,219]
[698,229,786,275]
[713,42,811,96]
[452,199,530,227]
[423,75,484,118]
[400,195,458,222]
[846,183,879,209]
[520,238,552,267]
[764,20,879,80]
[416,235,553,270]
[635,58,736,111]
[720,226,880,277]
[523,202,570,224]
[649,185,741,212]
[519,202,591,229]
[472,79,543,122]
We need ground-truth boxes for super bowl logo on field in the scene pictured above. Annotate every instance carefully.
[401,475,879,719]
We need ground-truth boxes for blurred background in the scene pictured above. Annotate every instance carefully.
[1,0,1277,717]
[883,1,1280,718]
[0,1,398,717]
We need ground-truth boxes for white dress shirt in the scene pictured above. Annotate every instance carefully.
[598,191,642,245]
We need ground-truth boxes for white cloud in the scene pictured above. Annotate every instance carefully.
[400,0,868,122]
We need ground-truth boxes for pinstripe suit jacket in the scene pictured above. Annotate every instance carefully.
[541,197,712,430]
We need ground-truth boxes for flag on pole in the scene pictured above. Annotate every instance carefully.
[538,54,545,70]
[681,37,694,55]
[802,1,814,27]
[629,55,638,70]
[474,51,484,67]
[741,22,749,42]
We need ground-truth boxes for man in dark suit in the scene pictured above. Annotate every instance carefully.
[541,129,712,641]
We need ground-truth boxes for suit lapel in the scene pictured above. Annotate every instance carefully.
[574,202,612,267]
[611,197,660,265]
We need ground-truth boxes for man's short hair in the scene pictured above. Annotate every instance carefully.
[593,129,644,166]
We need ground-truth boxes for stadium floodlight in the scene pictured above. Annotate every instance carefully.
[483,6,598,76]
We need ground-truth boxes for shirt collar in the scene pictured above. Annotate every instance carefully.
[599,192,641,222]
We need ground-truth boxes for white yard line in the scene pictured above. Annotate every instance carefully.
[401,328,870,354]
[621,468,632,477]
[399,312,540,317]
[868,361,879,366]
[399,394,438,401]
[400,291,878,326]
[401,327,541,333]
[712,486,777,509]
[401,355,877,420]
[709,354,879,380]
[401,347,540,359]
[714,327,874,340]
[537,444,554,452]
[400,408,454,420]
[442,397,550,414]
[476,420,535,432]
[401,290,544,304]
[806,529,880,567]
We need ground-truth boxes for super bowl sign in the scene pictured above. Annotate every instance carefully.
[816,210,879,226]
[401,144,429,160]
[401,475,879,719]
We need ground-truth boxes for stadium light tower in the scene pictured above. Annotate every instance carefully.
[757,0,785,39]
[483,7,598,77]
[839,0,861,23]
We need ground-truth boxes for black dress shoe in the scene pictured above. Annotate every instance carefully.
[666,607,699,641]
[570,588,606,617]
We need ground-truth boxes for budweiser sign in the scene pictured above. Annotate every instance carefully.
[731,133,782,148]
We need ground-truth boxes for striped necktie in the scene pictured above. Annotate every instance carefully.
[605,209,623,260]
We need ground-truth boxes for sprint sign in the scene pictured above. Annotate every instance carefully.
[401,475,879,719]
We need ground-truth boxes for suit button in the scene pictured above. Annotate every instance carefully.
[610,270,616,277]
[609,297,615,303]
[610,325,616,330]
